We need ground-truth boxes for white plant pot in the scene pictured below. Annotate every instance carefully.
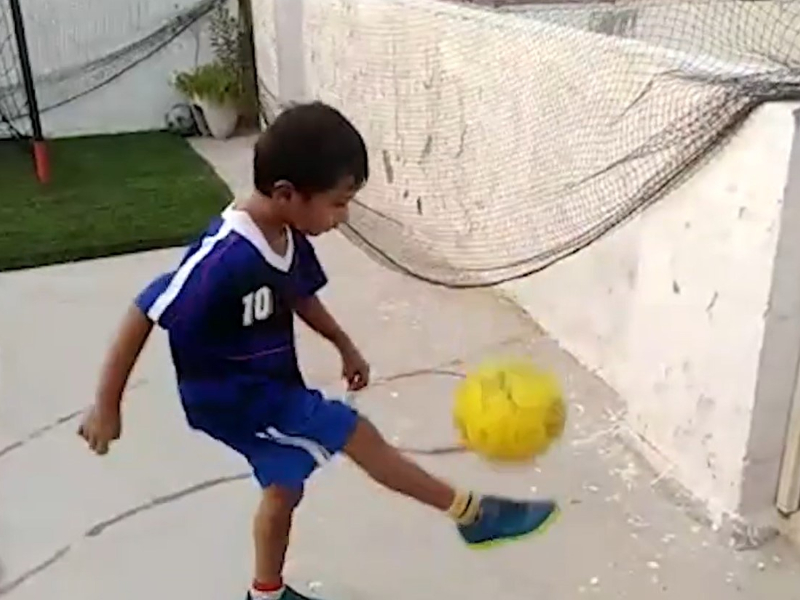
[196,98,238,139]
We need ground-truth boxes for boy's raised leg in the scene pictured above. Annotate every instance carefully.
[343,416,559,546]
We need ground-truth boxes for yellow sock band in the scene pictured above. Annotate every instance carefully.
[448,491,480,525]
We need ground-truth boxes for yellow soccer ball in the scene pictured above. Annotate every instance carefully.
[453,359,566,462]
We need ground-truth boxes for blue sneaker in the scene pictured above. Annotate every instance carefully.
[457,496,559,547]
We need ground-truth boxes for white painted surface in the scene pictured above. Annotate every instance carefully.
[8,0,218,138]
[251,0,800,523]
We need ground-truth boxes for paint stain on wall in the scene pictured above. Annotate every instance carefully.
[382,149,394,184]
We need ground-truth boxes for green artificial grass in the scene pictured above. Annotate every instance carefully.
[0,131,232,272]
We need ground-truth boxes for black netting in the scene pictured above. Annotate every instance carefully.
[258,0,800,287]
[0,0,30,139]
[32,0,224,116]
[0,0,227,135]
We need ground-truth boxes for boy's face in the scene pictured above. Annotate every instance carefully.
[286,177,357,236]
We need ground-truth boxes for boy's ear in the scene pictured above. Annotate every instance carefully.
[271,180,296,202]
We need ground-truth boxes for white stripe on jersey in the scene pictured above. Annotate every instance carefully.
[223,208,295,272]
[148,221,234,323]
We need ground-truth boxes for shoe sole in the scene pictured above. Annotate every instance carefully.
[464,505,561,550]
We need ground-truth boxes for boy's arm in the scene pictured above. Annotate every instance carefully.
[80,271,175,455]
[80,303,153,455]
[292,234,369,389]
[94,270,176,409]
[294,294,356,353]
[291,234,351,349]
[294,295,370,390]
[95,304,153,412]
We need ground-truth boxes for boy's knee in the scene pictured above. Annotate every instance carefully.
[344,417,393,467]
[254,486,298,544]
[259,484,303,519]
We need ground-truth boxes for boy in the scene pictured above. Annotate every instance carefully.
[78,101,558,600]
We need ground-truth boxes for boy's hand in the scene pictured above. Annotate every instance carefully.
[292,295,369,390]
[78,403,122,456]
[341,345,370,391]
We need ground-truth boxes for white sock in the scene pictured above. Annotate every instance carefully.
[250,585,285,600]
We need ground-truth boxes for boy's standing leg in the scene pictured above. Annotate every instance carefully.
[250,487,300,599]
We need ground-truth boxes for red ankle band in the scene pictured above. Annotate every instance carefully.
[253,579,283,593]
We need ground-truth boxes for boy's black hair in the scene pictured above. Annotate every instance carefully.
[253,101,369,196]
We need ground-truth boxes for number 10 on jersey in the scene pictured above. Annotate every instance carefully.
[243,286,273,326]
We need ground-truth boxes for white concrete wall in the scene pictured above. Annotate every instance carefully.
[504,103,796,522]
[251,0,280,122]
[8,0,218,138]
[252,0,799,523]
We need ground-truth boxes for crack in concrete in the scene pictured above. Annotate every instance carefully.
[0,377,150,461]
[0,410,83,460]
[85,473,251,538]
[0,546,71,597]
[0,474,250,597]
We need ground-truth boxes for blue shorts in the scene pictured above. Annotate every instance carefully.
[178,378,359,490]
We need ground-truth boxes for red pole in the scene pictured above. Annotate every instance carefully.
[33,139,49,184]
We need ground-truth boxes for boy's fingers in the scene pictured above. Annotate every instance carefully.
[93,438,109,455]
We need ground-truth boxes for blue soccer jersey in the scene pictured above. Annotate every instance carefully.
[133,205,358,490]
[134,205,327,384]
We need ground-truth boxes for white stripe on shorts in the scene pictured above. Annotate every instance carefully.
[255,426,332,465]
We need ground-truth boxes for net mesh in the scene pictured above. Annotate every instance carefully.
[254,0,800,287]
[28,0,222,117]
[0,0,226,140]
[0,0,30,139]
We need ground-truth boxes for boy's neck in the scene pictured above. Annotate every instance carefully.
[238,192,289,240]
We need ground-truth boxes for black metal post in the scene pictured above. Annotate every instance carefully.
[8,0,43,142]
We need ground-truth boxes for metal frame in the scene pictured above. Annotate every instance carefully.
[7,0,48,182]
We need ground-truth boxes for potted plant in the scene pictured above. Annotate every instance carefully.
[174,61,242,139]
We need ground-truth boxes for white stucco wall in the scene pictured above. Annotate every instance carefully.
[252,0,800,523]
[503,103,796,521]
[251,0,280,122]
[6,0,219,138]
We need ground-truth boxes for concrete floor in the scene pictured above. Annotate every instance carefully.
[1,135,800,600]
